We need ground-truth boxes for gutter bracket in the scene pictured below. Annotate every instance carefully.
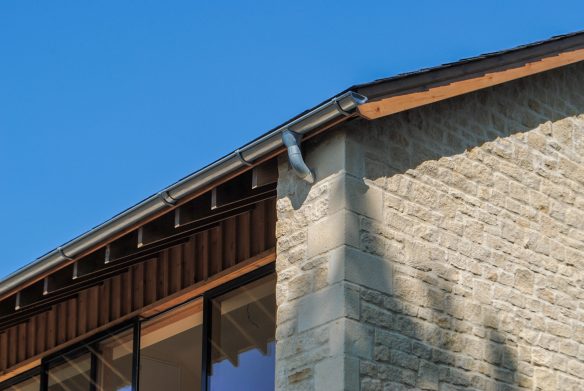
[282,129,315,184]
[158,191,177,206]
[57,247,74,261]
[236,149,253,166]
[332,97,352,117]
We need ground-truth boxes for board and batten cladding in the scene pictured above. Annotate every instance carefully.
[0,197,276,375]
[275,62,584,391]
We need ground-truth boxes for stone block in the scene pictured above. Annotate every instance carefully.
[327,246,392,294]
[297,282,360,332]
[307,210,360,257]
[305,130,347,181]
[315,355,360,391]
[328,174,383,221]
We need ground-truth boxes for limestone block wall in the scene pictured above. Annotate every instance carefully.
[275,62,584,391]
[275,128,385,390]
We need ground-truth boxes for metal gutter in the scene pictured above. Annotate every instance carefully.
[0,91,367,297]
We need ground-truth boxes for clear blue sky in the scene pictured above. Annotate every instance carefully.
[0,1,582,278]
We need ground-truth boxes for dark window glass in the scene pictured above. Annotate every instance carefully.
[5,376,40,391]
[47,353,92,391]
[139,300,203,391]
[94,328,134,391]
[0,272,277,391]
[208,274,276,391]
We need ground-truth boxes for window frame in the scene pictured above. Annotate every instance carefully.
[0,368,41,391]
[0,263,275,391]
[201,262,275,391]
[42,321,138,391]
[204,272,277,391]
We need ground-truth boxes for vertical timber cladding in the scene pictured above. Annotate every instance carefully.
[0,197,276,374]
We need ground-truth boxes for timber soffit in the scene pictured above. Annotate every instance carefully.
[353,29,584,118]
[2,29,584,298]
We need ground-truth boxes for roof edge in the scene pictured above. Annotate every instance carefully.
[4,29,584,299]
[0,91,367,299]
[358,45,584,119]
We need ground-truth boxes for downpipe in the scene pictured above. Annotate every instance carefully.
[282,129,315,183]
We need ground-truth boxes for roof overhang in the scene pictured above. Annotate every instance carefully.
[2,30,584,300]
[0,91,366,300]
[353,30,584,118]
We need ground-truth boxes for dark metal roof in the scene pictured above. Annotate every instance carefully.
[350,29,584,100]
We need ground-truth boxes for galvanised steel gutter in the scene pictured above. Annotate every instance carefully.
[0,91,367,297]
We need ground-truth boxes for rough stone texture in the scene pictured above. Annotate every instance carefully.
[276,62,584,390]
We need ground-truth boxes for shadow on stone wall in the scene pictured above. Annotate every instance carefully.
[351,62,584,390]
[278,62,584,390]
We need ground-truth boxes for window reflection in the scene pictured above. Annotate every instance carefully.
[5,376,40,391]
[208,274,276,391]
[47,354,92,391]
[45,326,134,391]
[94,328,134,391]
[139,300,203,391]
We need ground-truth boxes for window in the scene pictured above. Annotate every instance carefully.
[0,268,275,391]
[3,376,40,391]
[95,328,134,391]
[208,274,276,391]
[139,300,203,391]
[47,354,92,391]
[45,326,135,391]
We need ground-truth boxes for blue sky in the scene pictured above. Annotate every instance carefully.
[0,1,583,277]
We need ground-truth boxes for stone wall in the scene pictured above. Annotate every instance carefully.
[275,62,584,390]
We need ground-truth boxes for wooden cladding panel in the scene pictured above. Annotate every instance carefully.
[66,299,77,340]
[121,271,132,317]
[182,237,196,288]
[35,313,46,354]
[237,212,251,261]
[0,197,276,374]
[26,317,35,359]
[56,302,67,345]
[17,324,26,364]
[196,231,209,281]
[77,290,87,336]
[0,333,7,371]
[144,260,157,306]
[132,263,145,311]
[99,281,111,327]
[7,328,16,368]
[169,247,182,295]
[251,200,266,255]
[46,307,56,350]
[87,286,99,331]
[156,253,169,301]
[110,275,121,320]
